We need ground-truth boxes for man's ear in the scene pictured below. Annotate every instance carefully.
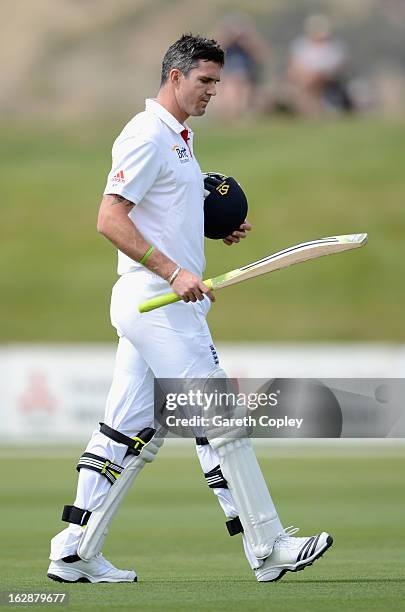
[169,68,182,86]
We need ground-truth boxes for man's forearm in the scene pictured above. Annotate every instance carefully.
[97,194,177,281]
[98,194,214,303]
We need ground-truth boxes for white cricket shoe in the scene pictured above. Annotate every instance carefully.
[47,553,137,583]
[255,526,333,582]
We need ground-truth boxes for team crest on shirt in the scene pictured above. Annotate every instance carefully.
[172,144,190,164]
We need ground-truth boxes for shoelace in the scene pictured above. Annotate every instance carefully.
[275,525,300,547]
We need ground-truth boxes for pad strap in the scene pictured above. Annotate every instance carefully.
[204,464,228,489]
[76,452,124,485]
[196,437,209,445]
[226,516,244,536]
[99,422,155,456]
[62,504,92,526]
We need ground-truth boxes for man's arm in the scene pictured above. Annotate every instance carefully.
[97,194,214,303]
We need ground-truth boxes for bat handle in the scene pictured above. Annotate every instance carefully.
[138,279,214,313]
[138,292,180,313]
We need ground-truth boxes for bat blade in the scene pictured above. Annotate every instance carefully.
[138,233,367,312]
[212,233,368,290]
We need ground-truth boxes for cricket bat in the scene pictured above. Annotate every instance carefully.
[138,233,368,313]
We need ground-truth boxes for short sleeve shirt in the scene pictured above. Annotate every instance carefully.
[104,99,205,277]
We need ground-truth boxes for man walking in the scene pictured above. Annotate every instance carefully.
[48,34,332,584]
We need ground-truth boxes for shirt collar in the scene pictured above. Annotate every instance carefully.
[145,98,193,136]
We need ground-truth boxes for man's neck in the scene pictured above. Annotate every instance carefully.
[155,89,188,125]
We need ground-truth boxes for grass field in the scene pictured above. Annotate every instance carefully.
[1,444,404,611]
[1,117,404,342]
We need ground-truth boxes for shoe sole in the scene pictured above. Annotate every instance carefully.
[261,535,334,583]
[47,573,137,584]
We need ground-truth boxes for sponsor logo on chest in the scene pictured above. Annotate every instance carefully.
[172,144,190,164]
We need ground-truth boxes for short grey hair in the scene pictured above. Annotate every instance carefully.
[160,33,224,86]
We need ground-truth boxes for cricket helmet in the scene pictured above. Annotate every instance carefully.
[203,172,248,239]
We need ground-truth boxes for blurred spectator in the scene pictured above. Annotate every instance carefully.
[287,14,354,116]
[214,13,271,119]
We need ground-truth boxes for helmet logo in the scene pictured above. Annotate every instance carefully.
[216,183,229,196]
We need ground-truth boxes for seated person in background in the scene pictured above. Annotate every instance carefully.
[287,14,354,115]
[214,13,271,119]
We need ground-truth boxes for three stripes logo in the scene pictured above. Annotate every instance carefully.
[297,534,321,562]
[209,344,219,365]
[112,170,125,184]
[76,452,124,485]
[204,465,228,489]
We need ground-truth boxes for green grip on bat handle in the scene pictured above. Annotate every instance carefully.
[138,278,214,313]
[138,292,179,313]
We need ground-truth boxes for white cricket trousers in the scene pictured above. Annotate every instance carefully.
[50,271,281,569]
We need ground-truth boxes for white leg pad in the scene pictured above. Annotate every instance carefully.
[208,436,282,559]
[78,436,164,561]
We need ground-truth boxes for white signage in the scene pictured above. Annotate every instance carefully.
[0,344,403,444]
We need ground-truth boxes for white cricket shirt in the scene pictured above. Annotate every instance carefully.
[104,99,205,277]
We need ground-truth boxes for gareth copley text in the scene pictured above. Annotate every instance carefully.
[165,414,304,429]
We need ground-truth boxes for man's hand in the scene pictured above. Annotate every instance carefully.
[171,269,215,304]
[223,220,252,246]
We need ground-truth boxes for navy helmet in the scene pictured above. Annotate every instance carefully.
[203,172,248,239]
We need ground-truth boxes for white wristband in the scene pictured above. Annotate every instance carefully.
[168,266,181,285]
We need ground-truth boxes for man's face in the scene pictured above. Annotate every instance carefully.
[175,60,221,117]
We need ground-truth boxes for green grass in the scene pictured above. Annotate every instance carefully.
[1,117,404,342]
[0,444,404,610]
